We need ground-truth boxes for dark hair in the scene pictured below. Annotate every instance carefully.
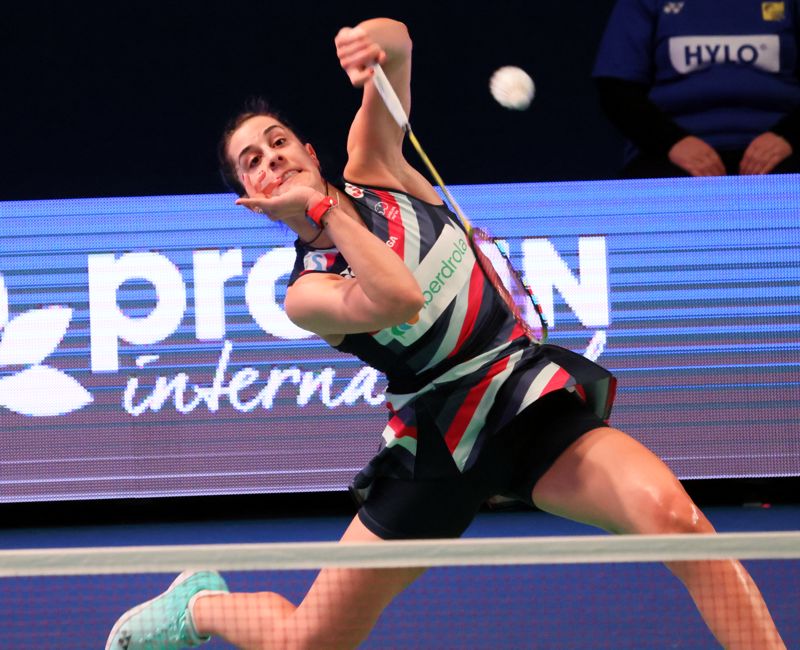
[217,98,305,196]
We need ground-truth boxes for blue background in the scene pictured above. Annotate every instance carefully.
[0,174,798,502]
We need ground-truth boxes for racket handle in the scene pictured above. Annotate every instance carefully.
[371,64,410,131]
[370,64,474,233]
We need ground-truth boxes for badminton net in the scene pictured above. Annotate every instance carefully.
[1,531,798,649]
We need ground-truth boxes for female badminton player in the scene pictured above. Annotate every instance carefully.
[106,17,787,650]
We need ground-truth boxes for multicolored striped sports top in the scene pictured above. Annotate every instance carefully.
[288,182,616,496]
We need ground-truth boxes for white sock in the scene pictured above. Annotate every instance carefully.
[187,590,228,639]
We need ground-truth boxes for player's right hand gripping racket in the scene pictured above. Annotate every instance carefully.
[370,64,548,343]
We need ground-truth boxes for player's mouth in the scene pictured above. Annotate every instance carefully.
[279,170,300,185]
[260,169,301,195]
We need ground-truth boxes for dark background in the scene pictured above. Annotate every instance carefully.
[2,1,796,518]
[0,0,623,201]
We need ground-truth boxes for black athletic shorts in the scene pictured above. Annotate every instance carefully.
[357,389,607,540]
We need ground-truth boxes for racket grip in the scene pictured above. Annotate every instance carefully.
[371,64,410,131]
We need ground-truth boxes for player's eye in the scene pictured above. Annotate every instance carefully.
[247,155,261,169]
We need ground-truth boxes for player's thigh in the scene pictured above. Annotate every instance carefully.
[531,426,712,535]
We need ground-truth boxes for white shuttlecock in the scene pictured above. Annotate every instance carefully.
[489,66,535,110]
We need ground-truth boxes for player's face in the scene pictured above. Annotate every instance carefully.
[227,115,322,196]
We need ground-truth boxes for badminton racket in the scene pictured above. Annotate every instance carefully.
[370,64,548,343]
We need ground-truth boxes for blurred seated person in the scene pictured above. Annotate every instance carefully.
[594,0,800,177]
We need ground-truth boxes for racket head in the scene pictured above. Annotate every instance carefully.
[368,65,546,342]
[470,227,548,343]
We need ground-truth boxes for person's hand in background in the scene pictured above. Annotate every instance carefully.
[668,136,726,176]
[739,132,793,175]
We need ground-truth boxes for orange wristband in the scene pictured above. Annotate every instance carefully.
[306,195,338,229]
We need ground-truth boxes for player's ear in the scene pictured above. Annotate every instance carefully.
[306,144,320,167]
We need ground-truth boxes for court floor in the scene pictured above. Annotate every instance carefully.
[1,504,798,649]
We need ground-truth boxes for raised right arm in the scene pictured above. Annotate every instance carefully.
[336,18,442,203]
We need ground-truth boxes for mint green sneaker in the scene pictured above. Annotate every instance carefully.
[105,570,229,650]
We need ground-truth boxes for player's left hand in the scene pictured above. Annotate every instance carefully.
[235,171,321,230]
[335,26,386,87]
[739,132,793,175]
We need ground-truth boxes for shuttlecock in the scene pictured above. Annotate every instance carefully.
[489,66,535,110]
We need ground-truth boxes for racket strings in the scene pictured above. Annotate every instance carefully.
[471,229,548,343]
[404,129,547,342]
[370,65,547,342]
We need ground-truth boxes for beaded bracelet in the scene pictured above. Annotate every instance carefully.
[300,227,325,246]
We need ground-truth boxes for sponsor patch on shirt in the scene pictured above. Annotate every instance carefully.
[668,35,780,73]
[374,223,475,346]
[762,2,785,21]
[373,200,402,222]
[301,249,354,278]
[344,182,364,199]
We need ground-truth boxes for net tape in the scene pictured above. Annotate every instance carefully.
[2,531,798,577]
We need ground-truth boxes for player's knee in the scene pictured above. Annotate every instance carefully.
[627,485,713,535]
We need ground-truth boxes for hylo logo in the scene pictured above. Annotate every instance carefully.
[669,35,780,73]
